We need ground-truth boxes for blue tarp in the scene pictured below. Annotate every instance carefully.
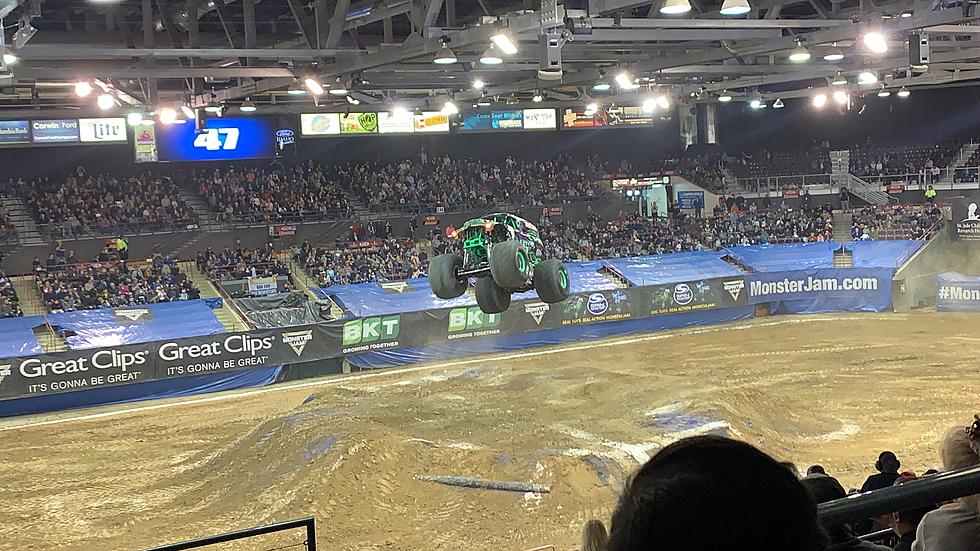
[0,316,45,358]
[604,251,743,286]
[348,305,756,368]
[47,300,226,350]
[0,365,284,418]
[850,240,923,268]
[745,268,895,314]
[936,272,980,311]
[726,243,839,271]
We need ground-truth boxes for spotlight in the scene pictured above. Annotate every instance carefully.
[346,95,360,105]
[642,98,656,113]
[832,90,848,105]
[304,77,324,95]
[858,70,878,84]
[532,92,544,103]
[287,81,306,95]
[391,105,409,118]
[441,101,459,115]
[74,82,93,98]
[788,39,811,63]
[900,10,913,18]
[204,100,222,114]
[615,71,639,90]
[472,78,485,90]
[812,94,827,108]
[180,105,195,119]
[877,86,891,98]
[656,95,670,109]
[2,53,17,66]
[864,31,888,54]
[719,0,751,16]
[97,93,116,110]
[240,98,257,113]
[750,99,765,109]
[328,78,349,96]
[823,43,844,62]
[897,87,910,98]
[433,42,458,65]
[660,0,692,14]
[159,107,178,124]
[592,77,611,92]
[772,98,785,109]
[718,92,733,103]
[490,32,518,55]
[479,44,503,65]
[126,112,144,126]
[831,72,848,86]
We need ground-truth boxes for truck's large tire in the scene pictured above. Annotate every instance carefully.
[430,253,467,299]
[475,277,511,314]
[533,259,570,304]
[490,241,530,290]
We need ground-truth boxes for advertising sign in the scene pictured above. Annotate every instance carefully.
[677,191,705,209]
[155,117,277,161]
[300,113,341,136]
[0,120,30,144]
[953,197,980,241]
[378,111,416,134]
[31,119,80,143]
[522,108,557,130]
[133,123,159,163]
[562,105,653,128]
[458,110,524,132]
[414,112,450,133]
[79,118,127,143]
[745,268,894,311]
[247,276,279,297]
[340,113,379,134]
[937,272,980,311]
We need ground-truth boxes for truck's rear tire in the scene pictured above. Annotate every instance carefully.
[533,259,570,304]
[430,253,467,299]
[475,277,511,314]
[490,241,530,290]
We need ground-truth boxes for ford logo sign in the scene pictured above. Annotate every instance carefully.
[587,293,609,316]
[276,129,295,137]
[673,283,694,305]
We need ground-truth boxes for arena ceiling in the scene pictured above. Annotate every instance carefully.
[0,0,979,117]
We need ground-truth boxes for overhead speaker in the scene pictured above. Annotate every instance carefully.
[537,33,563,80]
[909,32,929,66]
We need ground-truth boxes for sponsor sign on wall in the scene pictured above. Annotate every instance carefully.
[458,110,524,132]
[413,112,450,133]
[522,108,557,130]
[31,119,80,143]
[340,113,379,134]
[133,123,158,163]
[953,198,980,240]
[300,113,341,136]
[378,111,416,134]
[0,120,30,144]
[79,118,127,143]
[562,105,654,128]
[937,273,980,311]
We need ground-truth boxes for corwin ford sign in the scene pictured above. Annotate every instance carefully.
[745,268,895,313]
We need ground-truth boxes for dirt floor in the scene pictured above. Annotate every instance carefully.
[1,311,978,551]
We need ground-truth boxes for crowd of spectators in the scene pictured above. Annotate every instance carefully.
[20,167,196,237]
[36,254,200,313]
[196,244,291,282]
[584,414,980,551]
[0,269,24,318]
[850,140,960,183]
[295,238,427,287]
[851,203,945,240]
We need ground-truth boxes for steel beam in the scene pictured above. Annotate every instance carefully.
[584,29,783,40]
[15,67,297,79]
[587,17,852,28]
[286,0,319,49]
[12,46,359,59]
[327,0,353,48]
[410,0,445,36]
[0,0,28,20]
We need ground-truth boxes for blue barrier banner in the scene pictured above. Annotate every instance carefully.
[937,272,980,311]
[746,268,895,313]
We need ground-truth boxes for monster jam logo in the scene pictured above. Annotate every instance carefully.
[723,280,745,302]
[343,316,400,348]
[587,293,609,316]
[448,307,501,332]
[0,364,9,386]
[114,308,152,322]
[672,284,694,305]
[524,302,550,325]
[281,330,313,356]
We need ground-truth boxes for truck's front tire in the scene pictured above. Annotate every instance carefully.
[533,259,570,304]
[475,277,511,314]
[430,253,467,299]
[490,241,530,290]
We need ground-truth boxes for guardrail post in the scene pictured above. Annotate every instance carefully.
[305,517,317,551]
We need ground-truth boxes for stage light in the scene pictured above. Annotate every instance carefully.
[642,98,656,113]
[656,95,670,109]
[204,100,222,114]
[74,82,93,98]
[180,105,195,119]
[592,78,611,92]
[615,71,639,90]
[97,93,116,110]
[472,78,485,90]
[532,92,544,103]
[441,101,459,115]
[900,10,913,18]
[812,94,827,108]
[304,78,324,95]
[772,98,785,109]
[858,70,878,84]
[749,99,765,109]
[240,98,257,113]
[328,78,349,96]
[823,43,844,62]
[877,86,891,97]
[864,31,888,54]
[346,95,360,105]
[897,87,910,98]
[660,0,692,14]
[832,90,848,105]
[788,40,811,63]
[490,32,518,55]
[287,81,306,95]
[433,42,458,65]
[719,0,751,16]
[126,112,144,126]
[479,45,503,65]
[2,53,17,65]
[718,92,733,103]
[159,107,177,124]
[391,105,409,118]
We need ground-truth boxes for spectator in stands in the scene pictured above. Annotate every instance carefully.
[890,476,934,551]
[925,185,937,203]
[298,239,427,286]
[840,186,851,211]
[0,270,23,318]
[863,451,903,492]
[912,416,980,551]
[808,465,828,476]
[199,245,290,282]
[801,473,893,550]
[606,435,826,551]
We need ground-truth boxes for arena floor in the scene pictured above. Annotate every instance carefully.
[1,311,977,551]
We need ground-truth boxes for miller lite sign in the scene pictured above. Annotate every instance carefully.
[79,118,127,143]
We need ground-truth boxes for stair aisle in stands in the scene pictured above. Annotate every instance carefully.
[184,262,250,332]
[832,211,853,242]
[1,196,47,247]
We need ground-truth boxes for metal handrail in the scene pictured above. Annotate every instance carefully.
[139,516,316,551]
[817,465,980,527]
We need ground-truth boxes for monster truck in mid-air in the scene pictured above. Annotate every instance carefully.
[429,213,571,314]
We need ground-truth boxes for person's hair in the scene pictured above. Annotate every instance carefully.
[607,436,826,551]
[807,465,827,475]
[877,451,901,473]
[940,422,980,517]
[581,519,608,551]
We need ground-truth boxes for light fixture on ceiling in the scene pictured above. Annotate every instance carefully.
[204,100,222,114]
[656,95,670,109]
[472,78,485,90]
[719,0,751,16]
[772,98,785,109]
[441,100,459,115]
[642,97,656,113]
[328,78,349,96]
[532,92,544,103]
[304,77,324,95]
[346,95,360,105]
[490,32,518,55]
[897,87,910,98]
[615,71,639,90]
[749,98,764,109]
[240,98,257,113]
[863,31,888,54]
[2,53,17,66]
[900,10,913,18]
[391,105,410,118]
[812,93,828,108]
[877,86,891,97]
[858,70,878,84]
[126,112,144,126]
[97,93,116,110]
[788,39,811,63]
[180,105,195,119]
[477,93,491,107]
[159,107,178,124]
[433,42,458,65]
[823,43,844,62]
[831,72,848,86]
[592,75,611,92]
[287,81,306,95]
[479,44,504,65]
[832,90,848,105]
[74,82,93,98]
[718,92,733,103]
[660,0,692,14]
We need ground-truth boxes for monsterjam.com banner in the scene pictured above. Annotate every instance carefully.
[0,276,751,401]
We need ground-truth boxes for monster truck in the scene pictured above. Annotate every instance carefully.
[429,213,571,314]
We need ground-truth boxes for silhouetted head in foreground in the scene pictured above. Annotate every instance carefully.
[608,435,827,551]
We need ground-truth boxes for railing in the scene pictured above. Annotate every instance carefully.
[42,218,199,240]
[140,516,316,551]
[731,166,980,196]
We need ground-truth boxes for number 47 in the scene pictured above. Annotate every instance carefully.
[193,128,240,151]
